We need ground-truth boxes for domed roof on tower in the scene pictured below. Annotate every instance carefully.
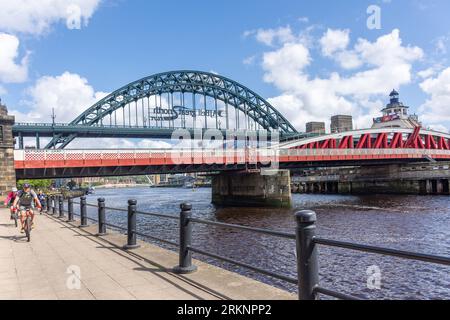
[390,89,399,97]
[372,90,421,129]
[389,89,400,105]
[384,89,406,110]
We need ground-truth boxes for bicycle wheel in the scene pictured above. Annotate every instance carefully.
[25,216,31,242]
[14,214,18,228]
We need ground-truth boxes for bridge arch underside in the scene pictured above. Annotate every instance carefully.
[46,71,297,149]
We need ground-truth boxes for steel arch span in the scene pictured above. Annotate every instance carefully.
[46,70,298,149]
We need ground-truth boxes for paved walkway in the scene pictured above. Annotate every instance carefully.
[0,208,294,300]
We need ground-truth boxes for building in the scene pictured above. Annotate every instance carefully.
[0,100,16,199]
[306,122,326,134]
[330,115,353,133]
[372,90,421,129]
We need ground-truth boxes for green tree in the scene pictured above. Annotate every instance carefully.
[17,179,53,191]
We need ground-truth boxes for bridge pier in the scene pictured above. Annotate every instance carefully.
[212,170,292,208]
[0,102,16,200]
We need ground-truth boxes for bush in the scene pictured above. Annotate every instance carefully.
[17,179,53,191]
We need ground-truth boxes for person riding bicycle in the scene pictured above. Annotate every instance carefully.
[4,187,18,220]
[12,184,41,233]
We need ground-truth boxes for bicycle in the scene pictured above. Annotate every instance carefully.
[11,207,18,228]
[20,208,34,242]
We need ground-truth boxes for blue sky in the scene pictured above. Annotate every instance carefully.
[1,0,450,143]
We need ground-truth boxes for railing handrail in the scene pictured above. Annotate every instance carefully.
[189,217,296,239]
[313,237,450,266]
[47,197,450,300]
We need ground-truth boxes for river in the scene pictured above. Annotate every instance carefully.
[82,187,450,300]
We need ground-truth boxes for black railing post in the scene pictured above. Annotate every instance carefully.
[79,196,88,228]
[47,196,52,214]
[52,196,57,215]
[58,195,64,218]
[124,199,140,250]
[97,198,106,236]
[67,198,75,222]
[173,203,197,274]
[45,196,50,213]
[295,210,319,300]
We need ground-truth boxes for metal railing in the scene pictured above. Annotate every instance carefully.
[46,196,450,300]
[14,148,450,165]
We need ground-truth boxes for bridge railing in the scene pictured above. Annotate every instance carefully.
[14,148,450,168]
[46,196,450,300]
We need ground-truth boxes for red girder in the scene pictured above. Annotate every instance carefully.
[425,134,438,149]
[356,133,372,149]
[291,126,450,151]
[319,138,337,149]
[438,137,450,150]
[389,132,404,149]
[373,133,388,149]
[405,126,421,148]
[339,136,354,149]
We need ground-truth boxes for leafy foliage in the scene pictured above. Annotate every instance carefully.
[17,179,53,191]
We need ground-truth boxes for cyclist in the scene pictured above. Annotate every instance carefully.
[37,190,47,212]
[4,187,18,220]
[12,184,41,233]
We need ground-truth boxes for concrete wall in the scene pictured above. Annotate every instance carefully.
[212,170,291,208]
[0,104,16,200]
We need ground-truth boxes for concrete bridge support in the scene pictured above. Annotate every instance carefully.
[212,170,292,208]
[0,102,16,201]
[292,163,450,196]
[420,179,450,195]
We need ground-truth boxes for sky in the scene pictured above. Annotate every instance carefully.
[1,0,450,148]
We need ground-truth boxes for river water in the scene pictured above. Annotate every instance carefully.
[82,187,450,300]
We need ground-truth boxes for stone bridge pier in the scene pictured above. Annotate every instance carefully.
[212,170,292,208]
[0,101,16,201]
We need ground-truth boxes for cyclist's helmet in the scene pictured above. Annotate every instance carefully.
[12,187,18,192]
[23,183,31,189]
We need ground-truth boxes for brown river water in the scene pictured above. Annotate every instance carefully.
[83,187,450,300]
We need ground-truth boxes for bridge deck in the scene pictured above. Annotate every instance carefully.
[0,208,293,300]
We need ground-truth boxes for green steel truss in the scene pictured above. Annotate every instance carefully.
[46,70,298,149]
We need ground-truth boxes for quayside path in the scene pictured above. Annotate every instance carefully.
[0,208,294,300]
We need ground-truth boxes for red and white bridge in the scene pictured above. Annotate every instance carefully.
[14,127,450,179]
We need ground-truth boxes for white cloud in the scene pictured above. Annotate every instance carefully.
[0,33,29,83]
[0,0,101,35]
[319,28,350,57]
[355,29,423,67]
[298,17,309,23]
[67,138,173,150]
[245,26,295,47]
[24,136,173,150]
[262,43,311,92]
[243,55,257,66]
[12,72,107,123]
[13,72,177,149]
[419,67,450,125]
[417,67,438,79]
[433,35,450,55]
[255,28,424,131]
[427,124,449,133]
